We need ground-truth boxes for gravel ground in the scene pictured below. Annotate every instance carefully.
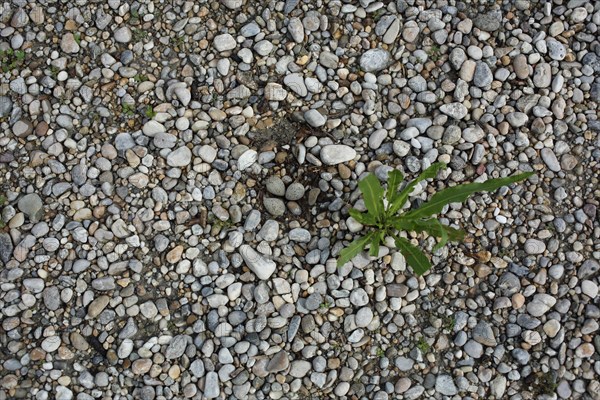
[1,0,599,399]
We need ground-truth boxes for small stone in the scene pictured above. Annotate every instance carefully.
[266,350,289,372]
[581,280,598,298]
[60,33,80,53]
[524,239,546,255]
[290,360,311,378]
[402,21,420,42]
[263,197,285,217]
[575,343,594,358]
[513,55,529,79]
[541,148,560,172]
[213,34,236,52]
[264,83,287,101]
[473,61,493,87]
[114,27,132,43]
[284,73,307,97]
[304,109,326,127]
[285,182,305,201]
[41,336,61,352]
[435,375,457,396]
[472,320,497,346]
[527,293,556,317]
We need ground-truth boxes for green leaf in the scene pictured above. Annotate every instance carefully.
[358,174,385,221]
[394,236,432,276]
[369,231,384,257]
[388,163,446,216]
[390,217,462,251]
[390,217,465,246]
[386,169,404,204]
[405,171,534,219]
[349,208,377,226]
[337,232,376,267]
[432,219,449,251]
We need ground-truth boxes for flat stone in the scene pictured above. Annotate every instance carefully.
[440,103,468,119]
[320,145,356,165]
[204,371,220,398]
[165,335,189,359]
[283,73,307,97]
[266,350,289,372]
[304,109,326,127]
[473,61,493,87]
[360,49,392,72]
[472,320,497,346]
[435,375,457,396]
[18,193,43,222]
[0,233,13,264]
[541,148,560,172]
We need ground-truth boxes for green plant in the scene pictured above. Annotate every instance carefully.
[416,337,430,353]
[122,104,136,116]
[319,301,332,309]
[134,74,149,83]
[376,347,385,358]
[0,49,26,72]
[443,315,456,331]
[427,45,442,62]
[143,105,156,119]
[336,163,533,275]
[133,28,148,42]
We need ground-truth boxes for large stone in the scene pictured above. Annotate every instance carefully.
[320,145,356,165]
[166,146,192,167]
[18,193,43,222]
[239,245,276,280]
[360,49,392,72]
[213,34,236,52]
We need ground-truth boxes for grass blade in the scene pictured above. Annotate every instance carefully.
[405,172,533,219]
[388,163,446,216]
[386,169,404,204]
[394,236,432,275]
[337,232,375,267]
[358,174,385,221]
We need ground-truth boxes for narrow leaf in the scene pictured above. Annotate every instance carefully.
[369,231,384,257]
[349,208,377,226]
[358,174,385,220]
[432,219,449,251]
[405,172,533,219]
[389,217,465,244]
[337,232,375,267]
[394,236,432,276]
[386,170,404,204]
[388,163,446,216]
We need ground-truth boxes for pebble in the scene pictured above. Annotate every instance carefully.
[320,145,356,165]
[240,245,276,280]
[360,49,392,72]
